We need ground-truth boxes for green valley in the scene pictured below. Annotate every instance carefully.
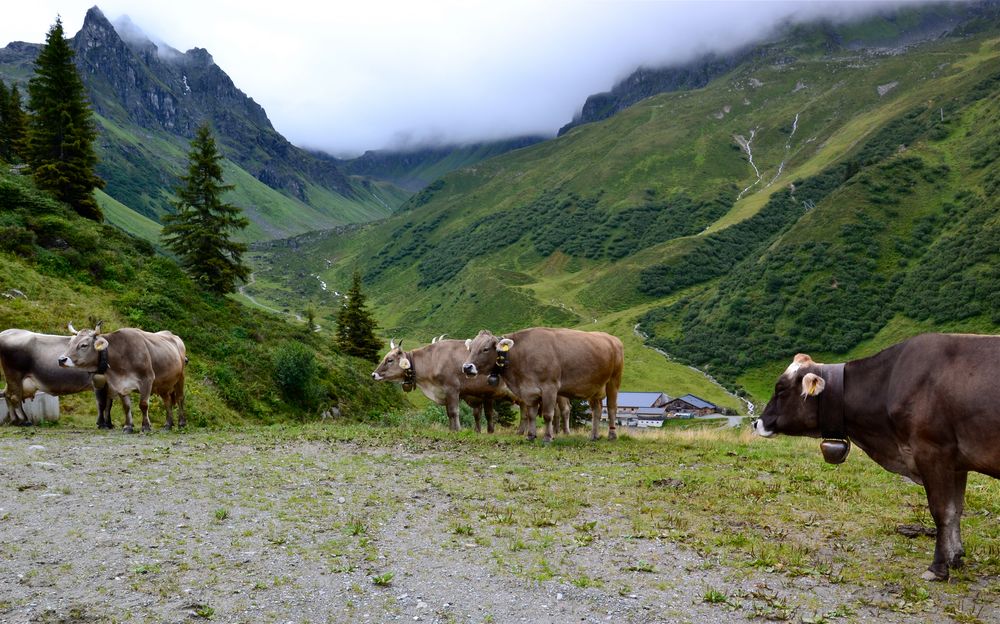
[248,12,1000,410]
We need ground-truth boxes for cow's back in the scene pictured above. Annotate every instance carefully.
[509,327,623,397]
[885,334,1000,472]
[0,329,92,394]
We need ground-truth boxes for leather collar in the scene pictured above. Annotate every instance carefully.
[818,363,846,440]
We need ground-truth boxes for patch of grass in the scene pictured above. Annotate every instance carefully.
[370,571,394,586]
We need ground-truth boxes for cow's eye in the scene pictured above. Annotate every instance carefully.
[387,358,393,364]
[482,346,490,352]
[78,343,87,350]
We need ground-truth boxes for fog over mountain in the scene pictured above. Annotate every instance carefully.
[1,1,941,154]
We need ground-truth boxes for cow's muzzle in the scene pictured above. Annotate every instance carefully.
[371,372,382,381]
[57,356,72,368]
[750,418,775,437]
[462,363,477,377]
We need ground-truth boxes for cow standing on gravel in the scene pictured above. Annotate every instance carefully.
[372,338,574,434]
[58,323,187,433]
[753,333,1000,581]
[0,328,111,426]
[372,338,519,432]
[462,328,623,442]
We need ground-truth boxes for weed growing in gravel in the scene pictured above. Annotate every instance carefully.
[371,571,394,586]
[213,508,229,521]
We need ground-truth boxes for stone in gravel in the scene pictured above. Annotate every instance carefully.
[28,445,46,452]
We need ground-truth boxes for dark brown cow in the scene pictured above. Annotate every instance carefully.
[753,333,1000,581]
[372,338,519,432]
[462,327,623,442]
[58,324,187,433]
[0,328,110,426]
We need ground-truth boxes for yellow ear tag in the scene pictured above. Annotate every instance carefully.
[498,343,510,352]
[95,340,108,351]
[399,358,411,370]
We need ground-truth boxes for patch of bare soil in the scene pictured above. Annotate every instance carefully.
[0,430,993,623]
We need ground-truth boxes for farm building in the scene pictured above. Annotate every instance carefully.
[662,393,717,417]
[601,391,670,424]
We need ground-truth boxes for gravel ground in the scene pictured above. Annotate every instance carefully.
[0,429,995,624]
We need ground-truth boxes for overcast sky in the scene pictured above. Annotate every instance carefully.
[2,1,929,155]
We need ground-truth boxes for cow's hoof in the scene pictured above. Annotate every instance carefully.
[123,426,133,434]
[142,426,151,434]
[163,425,172,432]
[608,430,618,441]
[921,568,948,582]
[590,434,599,441]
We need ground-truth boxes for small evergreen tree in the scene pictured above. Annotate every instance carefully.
[334,271,382,362]
[161,123,250,294]
[4,83,28,163]
[26,17,104,219]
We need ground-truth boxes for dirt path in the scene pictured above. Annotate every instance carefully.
[0,429,993,623]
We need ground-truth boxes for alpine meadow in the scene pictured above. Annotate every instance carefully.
[3,2,1000,623]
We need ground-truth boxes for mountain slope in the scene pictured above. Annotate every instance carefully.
[0,169,401,426]
[248,5,1000,409]
[0,7,403,240]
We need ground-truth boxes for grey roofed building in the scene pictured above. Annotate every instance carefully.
[602,391,670,409]
[676,394,716,410]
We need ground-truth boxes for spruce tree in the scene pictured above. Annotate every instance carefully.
[161,123,250,294]
[335,271,382,362]
[26,17,104,219]
[0,80,28,164]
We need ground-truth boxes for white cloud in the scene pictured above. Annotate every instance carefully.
[0,1,933,155]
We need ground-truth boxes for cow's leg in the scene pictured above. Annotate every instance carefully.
[517,402,529,436]
[175,378,187,428]
[605,384,619,441]
[588,397,603,441]
[139,389,152,433]
[919,463,968,581]
[524,401,538,441]
[121,394,134,434]
[558,397,570,434]
[540,390,557,443]
[163,391,174,431]
[94,385,111,429]
[445,393,461,431]
[470,400,482,433]
[485,398,496,434]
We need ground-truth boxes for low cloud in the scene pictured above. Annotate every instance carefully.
[3,1,935,154]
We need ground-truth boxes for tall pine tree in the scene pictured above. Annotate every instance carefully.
[1,80,29,164]
[26,17,104,219]
[161,123,250,294]
[335,271,382,362]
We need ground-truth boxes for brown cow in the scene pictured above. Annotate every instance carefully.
[58,323,187,433]
[372,338,519,432]
[753,333,1000,581]
[0,328,110,427]
[462,327,623,442]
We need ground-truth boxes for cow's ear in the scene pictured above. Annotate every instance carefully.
[95,336,109,352]
[399,357,411,370]
[801,372,825,397]
[498,338,514,352]
[465,339,472,350]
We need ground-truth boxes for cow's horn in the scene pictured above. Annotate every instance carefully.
[438,334,447,343]
[390,338,396,350]
[94,320,103,334]
[431,336,437,344]
[68,322,78,335]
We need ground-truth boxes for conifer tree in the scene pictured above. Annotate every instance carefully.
[1,79,29,163]
[161,123,250,294]
[26,17,104,219]
[334,271,382,362]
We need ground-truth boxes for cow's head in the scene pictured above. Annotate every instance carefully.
[752,353,827,438]
[371,339,411,382]
[58,322,107,371]
[462,330,512,377]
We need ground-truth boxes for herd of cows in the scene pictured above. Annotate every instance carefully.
[2,321,1000,582]
[0,322,187,433]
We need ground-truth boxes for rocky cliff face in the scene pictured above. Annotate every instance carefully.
[72,7,351,200]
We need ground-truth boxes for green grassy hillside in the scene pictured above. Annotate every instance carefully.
[249,16,1000,411]
[0,170,401,428]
